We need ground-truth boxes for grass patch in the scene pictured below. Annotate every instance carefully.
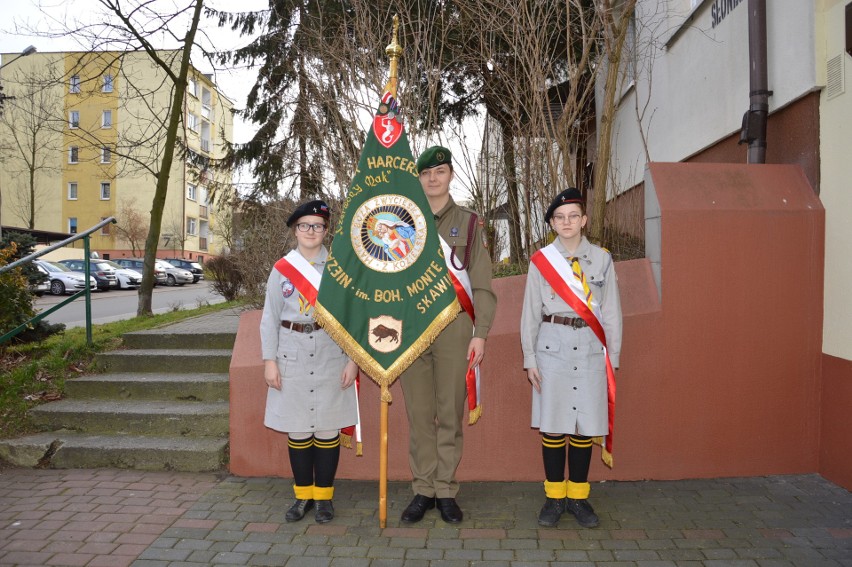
[0,300,245,439]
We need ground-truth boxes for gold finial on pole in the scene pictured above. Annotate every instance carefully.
[385,15,403,91]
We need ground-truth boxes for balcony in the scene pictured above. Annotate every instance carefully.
[199,237,208,251]
[200,205,208,219]
[200,139,210,153]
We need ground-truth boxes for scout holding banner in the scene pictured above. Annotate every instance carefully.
[313,17,465,527]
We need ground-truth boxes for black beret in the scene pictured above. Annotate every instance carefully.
[287,199,330,227]
[416,145,453,173]
[544,188,584,223]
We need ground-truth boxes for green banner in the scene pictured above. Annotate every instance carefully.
[314,90,459,392]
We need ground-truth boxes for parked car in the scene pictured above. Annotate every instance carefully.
[162,258,204,283]
[155,260,193,286]
[30,263,51,296]
[100,260,142,289]
[58,259,118,291]
[34,260,97,296]
[114,258,167,286]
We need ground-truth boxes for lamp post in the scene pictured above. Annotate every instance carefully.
[0,45,38,241]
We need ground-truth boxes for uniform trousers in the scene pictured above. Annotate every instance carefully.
[400,314,473,499]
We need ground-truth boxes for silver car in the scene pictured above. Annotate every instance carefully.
[114,258,167,286]
[34,260,97,295]
[155,260,193,286]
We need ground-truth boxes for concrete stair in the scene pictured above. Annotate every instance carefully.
[0,318,236,472]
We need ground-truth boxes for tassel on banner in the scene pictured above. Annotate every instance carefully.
[381,384,392,403]
[468,404,482,425]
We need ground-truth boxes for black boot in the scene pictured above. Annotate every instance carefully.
[315,500,335,523]
[285,499,315,522]
[537,497,564,527]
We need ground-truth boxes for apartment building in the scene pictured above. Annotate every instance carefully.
[0,50,233,262]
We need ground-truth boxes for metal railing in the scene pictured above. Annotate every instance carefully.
[0,217,116,346]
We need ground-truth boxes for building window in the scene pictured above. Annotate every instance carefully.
[68,182,78,200]
[188,76,198,97]
[187,183,197,201]
[101,146,111,163]
[69,217,78,234]
[200,120,211,153]
[102,110,112,128]
[69,110,79,129]
[100,182,111,200]
[103,74,114,93]
[70,75,80,94]
[100,218,111,235]
[69,146,79,164]
[187,111,199,133]
[186,217,197,235]
[201,87,211,119]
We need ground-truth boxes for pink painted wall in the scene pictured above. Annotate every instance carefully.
[230,163,832,485]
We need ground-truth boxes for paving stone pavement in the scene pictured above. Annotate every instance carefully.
[0,468,850,567]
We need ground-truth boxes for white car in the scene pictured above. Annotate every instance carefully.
[101,260,143,289]
[31,263,51,296]
[34,260,97,296]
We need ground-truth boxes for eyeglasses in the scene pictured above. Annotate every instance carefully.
[551,213,583,224]
[295,223,327,233]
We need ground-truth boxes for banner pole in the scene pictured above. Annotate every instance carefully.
[379,398,389,527]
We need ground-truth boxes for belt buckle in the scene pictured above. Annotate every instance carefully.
[571,318,583,329]
[303,323,314,334]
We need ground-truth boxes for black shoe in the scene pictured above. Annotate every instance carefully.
[285,499,315,522]
[315,500,334,523]
[537,497,564,527]
[401,494,435,523]
[436,497,463,523]
[564,498,599,528]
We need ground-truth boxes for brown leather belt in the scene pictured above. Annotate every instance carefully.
[542,314,588,329]
[281,320,317,334]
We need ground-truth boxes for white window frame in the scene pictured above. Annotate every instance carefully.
[102,110,112,128]
[188,76,198,97]
[102,74,114,93]
[187,183,197,201]
[187,111,199,133]
[69,110,79,129]
[100,181,111,200]
[69,217,78,234]
[68,182,78,200]
[68,146,79,164]
[70,75,80,94]
[101,146,111,164]
[186,217,197,236]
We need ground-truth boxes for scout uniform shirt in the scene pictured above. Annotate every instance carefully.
[259,246,357,434]
[520,236,622,436]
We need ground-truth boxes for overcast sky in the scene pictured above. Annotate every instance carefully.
[0,1,481,200]
[0,0,265,145]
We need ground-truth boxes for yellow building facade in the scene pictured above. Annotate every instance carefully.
[0,50,233,263]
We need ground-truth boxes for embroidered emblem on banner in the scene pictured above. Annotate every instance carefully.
[352,195,427,273]
[281,279,295,298]
[368,316,403,353]
[373,92,403,149]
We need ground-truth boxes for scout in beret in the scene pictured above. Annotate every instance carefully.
[399,145,497,525]
[261,197,358,525]
[520,187,623,529]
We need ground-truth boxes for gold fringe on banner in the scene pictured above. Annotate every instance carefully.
[314,299,461,390]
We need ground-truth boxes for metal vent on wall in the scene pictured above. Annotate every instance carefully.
[826,54,845,100]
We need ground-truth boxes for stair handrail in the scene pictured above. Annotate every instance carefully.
[1,217,117,346]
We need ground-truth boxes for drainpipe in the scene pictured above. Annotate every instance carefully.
[739,0,771,163]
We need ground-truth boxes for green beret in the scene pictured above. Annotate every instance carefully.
[416,145,453,173]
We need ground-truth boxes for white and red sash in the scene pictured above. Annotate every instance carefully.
[531,243,616,467]
[274,250,320,306]
[275,250,362,453]
[440,237,482,425]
